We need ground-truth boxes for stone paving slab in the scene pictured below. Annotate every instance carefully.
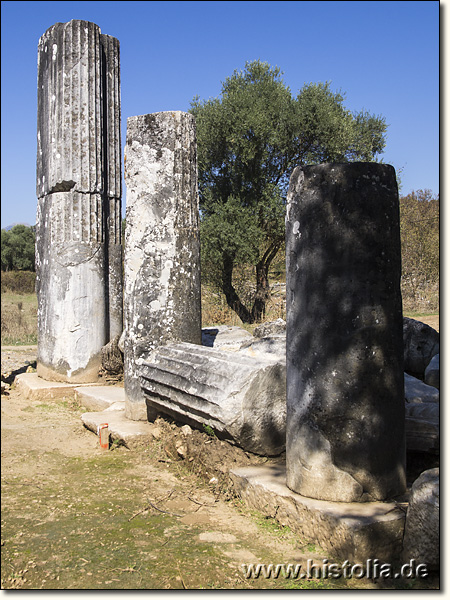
[81,408,156,450]
[230,463,406,563]
[15,373,99,401]
[74,386,125,411]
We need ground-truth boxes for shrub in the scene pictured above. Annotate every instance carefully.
[1,271,36,294]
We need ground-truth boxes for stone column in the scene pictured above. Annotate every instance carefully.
[101,33,123,340]
[124,112,202,421]
[285,163,406,502]
[36,20,122,383]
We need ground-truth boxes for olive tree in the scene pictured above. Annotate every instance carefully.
[191,60,387,322]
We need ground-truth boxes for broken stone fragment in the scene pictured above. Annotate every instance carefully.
[201,326,253,350]
[402,468,439,570]
[404,373,439,404]
[403,317,439,379]
[101,335,124,376]
[180,424,193,436]
[405,403,439,454]
[239,335,286,360]
[140,342,286,456]
[253,318,286,338]
[424,354,439,390]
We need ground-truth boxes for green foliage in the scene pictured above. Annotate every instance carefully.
[200,195,263,284]
[400,189,439,312]
[202,424,217,438]
[190,61,387,322]
[1,225,36,272]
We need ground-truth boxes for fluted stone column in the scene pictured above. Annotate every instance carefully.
[286,163,406,502]
[102,33,123,340]
[124,112,202,421]
[36,20,122,383]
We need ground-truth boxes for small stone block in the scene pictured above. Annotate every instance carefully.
[81,408,155,449]
[74,386,126,411]
[15,372,97,401]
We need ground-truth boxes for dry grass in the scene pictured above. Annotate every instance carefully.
[0,272,438,346]
[401,280,439,314]
[201,282,286,332]
[1,292,38,346]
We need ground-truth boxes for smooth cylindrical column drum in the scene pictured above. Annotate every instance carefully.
[285,163,406,502]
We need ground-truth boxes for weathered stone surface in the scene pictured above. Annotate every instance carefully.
[253,318,286,338]
[36,20,122,383]
[140,342,286,456]
[403,317,439,379]
[123,112,201,420]
[118,330,125,354]
[239,335,286,360]
[201,326,253,350]
[81,407,156,449]
[403,373,439,453]
[15,372,96,401]
[101,32,123,341]
[101,335,123,376]
[405,400,439,454]
[285,163,406,502]
[75,385,125,412]
[424,354,439,389]
[404,373,439,404]
[37,21,102,197]
[35,195,108,382]
[230,463,405,563]
[402,468,439,570]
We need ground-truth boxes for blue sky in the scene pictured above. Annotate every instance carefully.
[1,0,440,228]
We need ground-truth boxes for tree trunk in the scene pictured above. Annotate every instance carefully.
[250,242,282,323]
[220,242,282,325]
[251,262,271,323]
[221,254,254,324]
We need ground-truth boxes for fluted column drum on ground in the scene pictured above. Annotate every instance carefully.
[285,163,406,502]
[36,20,122,383]
[124,112,202,421]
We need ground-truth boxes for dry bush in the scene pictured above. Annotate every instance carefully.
[400,190,439,314]
[1,271,36,294]
[401,279,439,314]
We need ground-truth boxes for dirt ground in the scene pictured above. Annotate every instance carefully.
[1,338,440,590]
[1,368,339,590]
